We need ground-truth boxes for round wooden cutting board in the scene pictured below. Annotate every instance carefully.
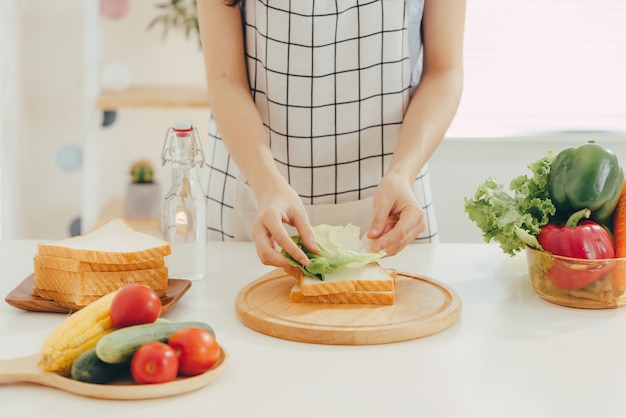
[235,269,462,345]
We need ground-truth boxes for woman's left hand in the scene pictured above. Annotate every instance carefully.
[367,173,425,256]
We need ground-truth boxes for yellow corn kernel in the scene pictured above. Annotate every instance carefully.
[39,290,118,374]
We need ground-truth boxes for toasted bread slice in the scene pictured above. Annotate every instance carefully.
[33,282,167,302]
[32,288,104,307]
[34,254,165,272]
[296,263,396,296]
[32,285,166,308]
[33,266,168,297]
[37,218,171,264]
[289,283,395,305]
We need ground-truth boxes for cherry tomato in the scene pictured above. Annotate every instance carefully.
[110,284,162,328]
[130,342,179,384]
[168,327,220,376]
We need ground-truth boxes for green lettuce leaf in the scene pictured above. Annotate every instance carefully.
[463,151,556,256]
[282,224,385,280]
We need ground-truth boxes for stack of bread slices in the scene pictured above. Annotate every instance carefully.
[288,262,397,305]
[33,218,171,309]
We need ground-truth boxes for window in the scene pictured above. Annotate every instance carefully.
[446,0,626,138]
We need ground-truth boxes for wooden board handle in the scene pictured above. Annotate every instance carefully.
[0,354,43,384]
[0,349,229,399]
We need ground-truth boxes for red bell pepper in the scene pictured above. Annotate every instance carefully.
[537,208,615,290]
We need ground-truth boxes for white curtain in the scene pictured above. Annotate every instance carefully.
[448,0,626,138]
[0,0,23,239]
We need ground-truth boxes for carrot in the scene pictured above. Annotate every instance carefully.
[612,178,626,297]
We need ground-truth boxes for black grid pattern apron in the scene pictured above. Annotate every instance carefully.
[204,0,437,242]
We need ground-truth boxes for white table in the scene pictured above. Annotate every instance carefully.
[1,240,625,418]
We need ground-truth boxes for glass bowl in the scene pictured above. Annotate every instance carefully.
[525,246,626,309]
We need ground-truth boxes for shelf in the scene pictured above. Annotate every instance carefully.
[96,85,210,110]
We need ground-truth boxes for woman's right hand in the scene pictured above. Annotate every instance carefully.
[250,181,319,269]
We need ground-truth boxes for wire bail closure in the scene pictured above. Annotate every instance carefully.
[161,125,205,167]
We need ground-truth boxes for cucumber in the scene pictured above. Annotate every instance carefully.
[70,348,128,384]
[95,320,215,364]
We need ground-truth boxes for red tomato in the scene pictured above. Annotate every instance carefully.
[110,284,162,328]
[168,327,220,376]
[131,342,179,384]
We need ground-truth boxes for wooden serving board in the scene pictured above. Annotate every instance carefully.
[4,274,191,314]
[0,348,228,400]
[235,269,462,345]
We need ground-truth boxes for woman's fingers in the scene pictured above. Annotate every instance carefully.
[291,214,319,254]
[375,206,425,256]
[251,206,312,268]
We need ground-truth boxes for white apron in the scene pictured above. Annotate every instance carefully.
[204,0,438,242]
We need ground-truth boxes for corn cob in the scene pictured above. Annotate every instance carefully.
[39,290,119,375]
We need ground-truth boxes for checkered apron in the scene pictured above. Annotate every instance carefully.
[204,0,438,242]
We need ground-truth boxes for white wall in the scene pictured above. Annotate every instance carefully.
[0,0,23,239]
[12,0,97,239]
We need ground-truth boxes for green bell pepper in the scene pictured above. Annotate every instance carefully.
[548,141,624,225]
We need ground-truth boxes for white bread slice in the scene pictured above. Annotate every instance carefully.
[33,265,168,292]
[297,263,396,296]
[34,254,165,272]
[36,218,171,264]
[290,283,395,305]
[33,266,168,307]
[33,280,167,300]
[32,288,105,307]
[32,286,165,308]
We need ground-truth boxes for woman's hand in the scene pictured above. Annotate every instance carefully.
[251,180,319,269]
[367,173,426,256]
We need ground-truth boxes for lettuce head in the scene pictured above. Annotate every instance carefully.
[464,151,556,256]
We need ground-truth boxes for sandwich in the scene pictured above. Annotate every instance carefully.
[282,224,396,305]
[33,218,171,308]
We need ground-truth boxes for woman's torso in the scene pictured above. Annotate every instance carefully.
[204,0,437,242]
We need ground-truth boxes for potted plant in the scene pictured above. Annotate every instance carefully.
[125,160,161,219]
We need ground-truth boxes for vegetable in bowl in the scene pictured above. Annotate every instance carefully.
[465,140,626,308]
[463,150,556,256]
[548,141,623,225]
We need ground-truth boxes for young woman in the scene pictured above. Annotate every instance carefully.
[197,0,466,269]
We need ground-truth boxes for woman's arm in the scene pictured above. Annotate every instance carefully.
[368,0,467,253]
[197,0,317,266]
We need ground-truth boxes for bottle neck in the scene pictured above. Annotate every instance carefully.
[170,135,201,166]
[163,126,204,168]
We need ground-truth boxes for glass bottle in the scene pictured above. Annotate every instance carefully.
[161,119,207,280]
